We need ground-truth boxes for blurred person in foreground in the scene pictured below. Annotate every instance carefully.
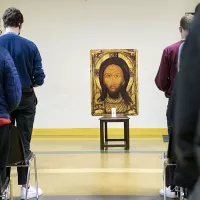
[0,46,21,198]
[173,3,200,199]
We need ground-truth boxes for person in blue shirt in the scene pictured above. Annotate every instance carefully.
[0,46,21,197]
[0,7,45,199]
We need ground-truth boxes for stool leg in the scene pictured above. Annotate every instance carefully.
[180,187,183,200]
[10,179,13,200]
[163,156,167,200]
[34,155,39,200]
[125,120,130,150]
[105,122,108,142]
[184,188,188,199]
[100,121,104,151]
[25,163,31,200]
[124,122,127,149]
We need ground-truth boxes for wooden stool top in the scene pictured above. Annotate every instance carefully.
[99,115,130,122]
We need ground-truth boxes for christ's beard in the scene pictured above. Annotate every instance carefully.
[108,90,121,99]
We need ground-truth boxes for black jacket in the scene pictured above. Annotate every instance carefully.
[173,8,200,196]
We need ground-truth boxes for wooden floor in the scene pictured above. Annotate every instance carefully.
[10,137,167,198]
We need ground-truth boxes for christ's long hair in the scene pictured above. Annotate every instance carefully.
[98,57,132,105]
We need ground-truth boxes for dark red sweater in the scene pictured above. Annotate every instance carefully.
[155,40,184,97]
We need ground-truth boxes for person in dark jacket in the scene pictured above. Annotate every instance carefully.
[155,15,193,198]
[0,7,45,199]
[0,46,21,195]
[173,3,200,199]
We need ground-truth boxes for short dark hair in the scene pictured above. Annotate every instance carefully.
[180,15,193,31]
[2,7,24,28]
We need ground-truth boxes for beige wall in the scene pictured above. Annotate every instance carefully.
[0,0,198,129]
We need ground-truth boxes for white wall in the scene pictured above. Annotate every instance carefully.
[0,0,197,128]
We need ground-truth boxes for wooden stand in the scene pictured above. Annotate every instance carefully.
[99,116,130,151]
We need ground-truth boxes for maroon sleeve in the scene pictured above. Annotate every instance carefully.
[155,49,170,92]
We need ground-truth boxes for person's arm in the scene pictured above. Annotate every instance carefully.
[174,10,200,180]
[155,49,170,92]
[33,45,45,86]
[3,51,22,112]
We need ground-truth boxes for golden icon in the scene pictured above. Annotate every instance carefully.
[90,49,138,116]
